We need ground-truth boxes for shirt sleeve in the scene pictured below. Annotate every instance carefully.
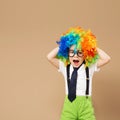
[58,60,66,74]
[89,63,100,76]
[94,63,100,72]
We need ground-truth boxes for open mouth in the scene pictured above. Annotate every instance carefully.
[73,60,79,63]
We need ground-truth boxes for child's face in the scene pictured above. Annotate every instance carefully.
[68,45,84,68]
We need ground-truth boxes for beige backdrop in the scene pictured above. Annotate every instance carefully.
[0,0,120,120]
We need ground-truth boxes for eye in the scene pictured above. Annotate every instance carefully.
[77,51,83,57]
[68,50,75,57]
[78,51,82,54]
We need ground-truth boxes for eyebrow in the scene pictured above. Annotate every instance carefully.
[69,49,74,51]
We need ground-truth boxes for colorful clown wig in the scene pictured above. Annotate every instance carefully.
[56,26,99,67]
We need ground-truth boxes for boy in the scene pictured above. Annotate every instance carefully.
[47,27,110,120]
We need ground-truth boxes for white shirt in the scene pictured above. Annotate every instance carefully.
[58,60,99,96]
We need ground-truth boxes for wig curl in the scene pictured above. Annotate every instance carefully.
[56,26,99,67]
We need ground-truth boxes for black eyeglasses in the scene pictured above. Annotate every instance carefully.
[68,50,83,57]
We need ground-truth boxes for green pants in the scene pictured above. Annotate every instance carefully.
[60,96,96,120]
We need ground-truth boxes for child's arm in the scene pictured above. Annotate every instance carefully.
[97,48,111,68]
[47,47,59,69]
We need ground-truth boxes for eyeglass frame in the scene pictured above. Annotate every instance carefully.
[68,49,84,57]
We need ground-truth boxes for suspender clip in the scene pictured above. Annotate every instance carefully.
[86,78,89,80]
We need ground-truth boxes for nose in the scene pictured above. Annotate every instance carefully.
[74,52,78,57]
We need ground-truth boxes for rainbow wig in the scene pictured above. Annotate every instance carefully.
[56,26,99,67]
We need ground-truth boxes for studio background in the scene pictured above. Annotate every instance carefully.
[0,0,120,120]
